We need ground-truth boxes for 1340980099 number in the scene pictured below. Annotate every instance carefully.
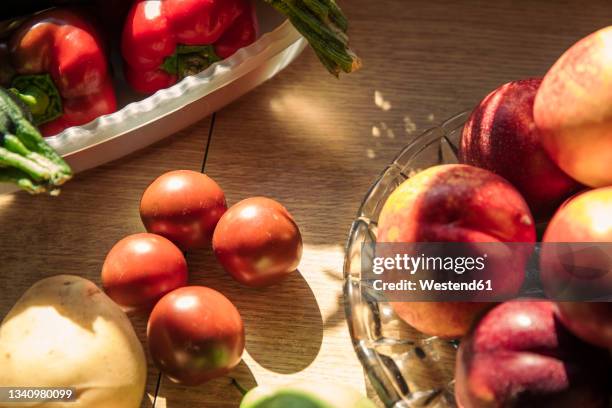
[0,387,75,402]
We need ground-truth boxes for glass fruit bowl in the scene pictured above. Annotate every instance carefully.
[343,111,470,408]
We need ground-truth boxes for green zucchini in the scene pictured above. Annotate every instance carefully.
[0,87,72,194]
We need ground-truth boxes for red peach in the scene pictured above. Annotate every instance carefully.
[455,300,610,408]
[377,164,536,338]
[556,302,612,350]
[543,187,612,242]
[460,78,580,219]
[540,187,612,299]
[534,26,612,187]
[541,187,612,348]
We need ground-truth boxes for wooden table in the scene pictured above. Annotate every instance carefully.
[1,1,610,406]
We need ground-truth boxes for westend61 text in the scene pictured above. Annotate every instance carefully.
[372,279,493,291]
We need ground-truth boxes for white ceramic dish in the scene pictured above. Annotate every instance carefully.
[1,2,306,194]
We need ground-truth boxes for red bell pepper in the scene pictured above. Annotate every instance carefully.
[122,0,258,94]
[5,8,116,136]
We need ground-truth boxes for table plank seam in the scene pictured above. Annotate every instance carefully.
[201,112,217,173]
[151,372,162,408]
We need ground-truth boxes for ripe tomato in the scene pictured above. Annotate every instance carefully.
[212,197,303,287]
[101,233,188,310]
[147,286,245,385]
[140,170,227,251]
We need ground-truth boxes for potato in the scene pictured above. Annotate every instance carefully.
[0,275,147,407]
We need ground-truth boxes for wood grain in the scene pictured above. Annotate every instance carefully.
[0,121,211,408]
[1,0,611,407]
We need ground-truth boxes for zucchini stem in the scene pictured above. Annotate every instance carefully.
[264,0,361,76]
[0,87,72,194]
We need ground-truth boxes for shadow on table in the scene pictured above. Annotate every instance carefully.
[206,95,385,250]
[0,124,209,316]
[320,267,350,332]
[154,360,256,408]
[126,312,164,408]
[186,248,324,375]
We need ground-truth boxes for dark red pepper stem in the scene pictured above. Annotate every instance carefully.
[10,74,63,126]
[161,45,221,80]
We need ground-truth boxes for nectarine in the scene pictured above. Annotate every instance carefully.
[377,164,536,338]
[556,302,612,350]
[534,26,612,187]
[460,78,580,219]
[541,187,612,347]
[455,300,610,408]
[541,188,612,299]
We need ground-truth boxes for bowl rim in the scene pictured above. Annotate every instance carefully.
[342,111,470,407]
